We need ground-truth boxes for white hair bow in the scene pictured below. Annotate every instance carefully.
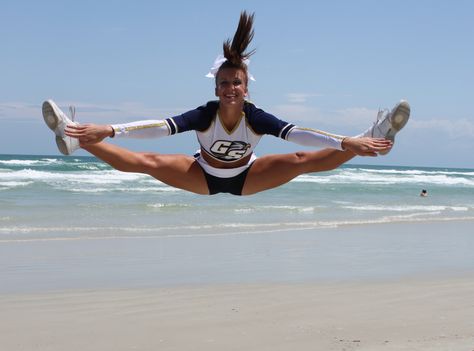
[205,54,256,81]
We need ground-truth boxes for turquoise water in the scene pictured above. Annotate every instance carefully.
[2,154,474,292]
[1,154,473,241]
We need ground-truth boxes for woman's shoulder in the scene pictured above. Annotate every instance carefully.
[172,101,219,132]
[244,100,274,119]
[243,101,292,136]
[243,100,267,118]
[197,100,220,113]
[243,100,259,110]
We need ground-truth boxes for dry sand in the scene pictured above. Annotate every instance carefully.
[1,277,474,351]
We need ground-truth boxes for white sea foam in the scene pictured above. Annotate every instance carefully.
[234,208,253,213]
[233,206,320,214]
[147,203,191,209]
[292,175,331,184]
[0,181,34,188]
[343,205,469,212]
[294,170,474,187]
[0,169,146,184]
[2,160,473,189]
[76,164,103,170]
[251,206,318,213]
[358,168,474,177]
[1,215,474,242]
[67,186,179,193]
[451,206,470,211]
[358,168,426,175]
[0,160,41,166]
[0,158,64,166]
[261,205,320,212]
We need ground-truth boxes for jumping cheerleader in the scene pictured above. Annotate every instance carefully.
[42,11,410,196]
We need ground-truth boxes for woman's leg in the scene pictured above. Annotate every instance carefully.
[242,148,356,195]
[82,142,209,195]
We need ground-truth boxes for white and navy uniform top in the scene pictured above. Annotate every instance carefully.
[111,100,346,164]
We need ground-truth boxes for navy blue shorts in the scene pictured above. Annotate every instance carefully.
[201,165,253,195]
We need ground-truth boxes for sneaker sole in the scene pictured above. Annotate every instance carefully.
[43,100,78,155]
[379,101,410,155]
[42,100,61,133]
[55,136,70,156]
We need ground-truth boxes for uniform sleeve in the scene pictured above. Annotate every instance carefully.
[244,102,295,139]
[286,127,345,150]
[167,101,217,134]
[111,120,171,139]
[245,102,345,150]
[111,101,217,139]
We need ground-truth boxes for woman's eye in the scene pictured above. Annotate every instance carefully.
[218,79,242,88]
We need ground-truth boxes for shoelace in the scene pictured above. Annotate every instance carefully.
[69,106,76,122]
[370,108,389,137]
[376,108,389,122]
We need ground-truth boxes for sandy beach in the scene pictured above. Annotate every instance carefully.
[1,278,474,350]
[1,221,474,350]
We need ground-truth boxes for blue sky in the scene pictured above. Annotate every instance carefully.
[1,0,473,168]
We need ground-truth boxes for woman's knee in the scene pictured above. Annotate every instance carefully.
[291,151,339,173]
[291,151,314,172]
[135,153,164,173]
[112,152,161,173]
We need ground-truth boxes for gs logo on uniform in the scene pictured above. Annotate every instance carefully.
[209,140,251,161]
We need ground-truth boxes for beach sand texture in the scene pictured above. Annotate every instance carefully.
[1,278,474,351]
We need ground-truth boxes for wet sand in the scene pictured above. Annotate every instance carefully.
[1,278,474,350]
[1,221,474,350]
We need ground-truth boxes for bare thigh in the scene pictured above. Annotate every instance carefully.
[242,149,355,195]
[144,154,209,195]
[82,142,209,195]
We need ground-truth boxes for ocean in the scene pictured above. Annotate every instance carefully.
[1,153,473,242]
[2,153,474,292]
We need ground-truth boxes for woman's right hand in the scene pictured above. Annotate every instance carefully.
[64,124,115,145]
[342,136,393,156]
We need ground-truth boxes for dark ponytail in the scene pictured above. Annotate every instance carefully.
[217,11,256,81]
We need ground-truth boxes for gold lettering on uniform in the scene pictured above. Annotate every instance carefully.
[297,127,345,140]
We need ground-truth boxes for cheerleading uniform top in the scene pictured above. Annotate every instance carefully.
[111,100,346,164]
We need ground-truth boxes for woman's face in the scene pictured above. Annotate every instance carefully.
[215,68,248,106]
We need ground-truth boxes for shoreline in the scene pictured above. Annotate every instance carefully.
[2,276,474,350]
[2,219,474,350]
[1,216,474,242]
[2,220,474,294]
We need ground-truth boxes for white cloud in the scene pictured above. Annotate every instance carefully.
[270,104,319,121]
[0,102,38,121]
[269,102,474,144]
[0,101,186,123]
[270,104,378,128]
[409,118,474,138]
[330,107,379,127]
[3,100,473,141]
[286,93,324,104]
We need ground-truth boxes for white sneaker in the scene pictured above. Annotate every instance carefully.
[360,100,410,155]
[42,99,80,155]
